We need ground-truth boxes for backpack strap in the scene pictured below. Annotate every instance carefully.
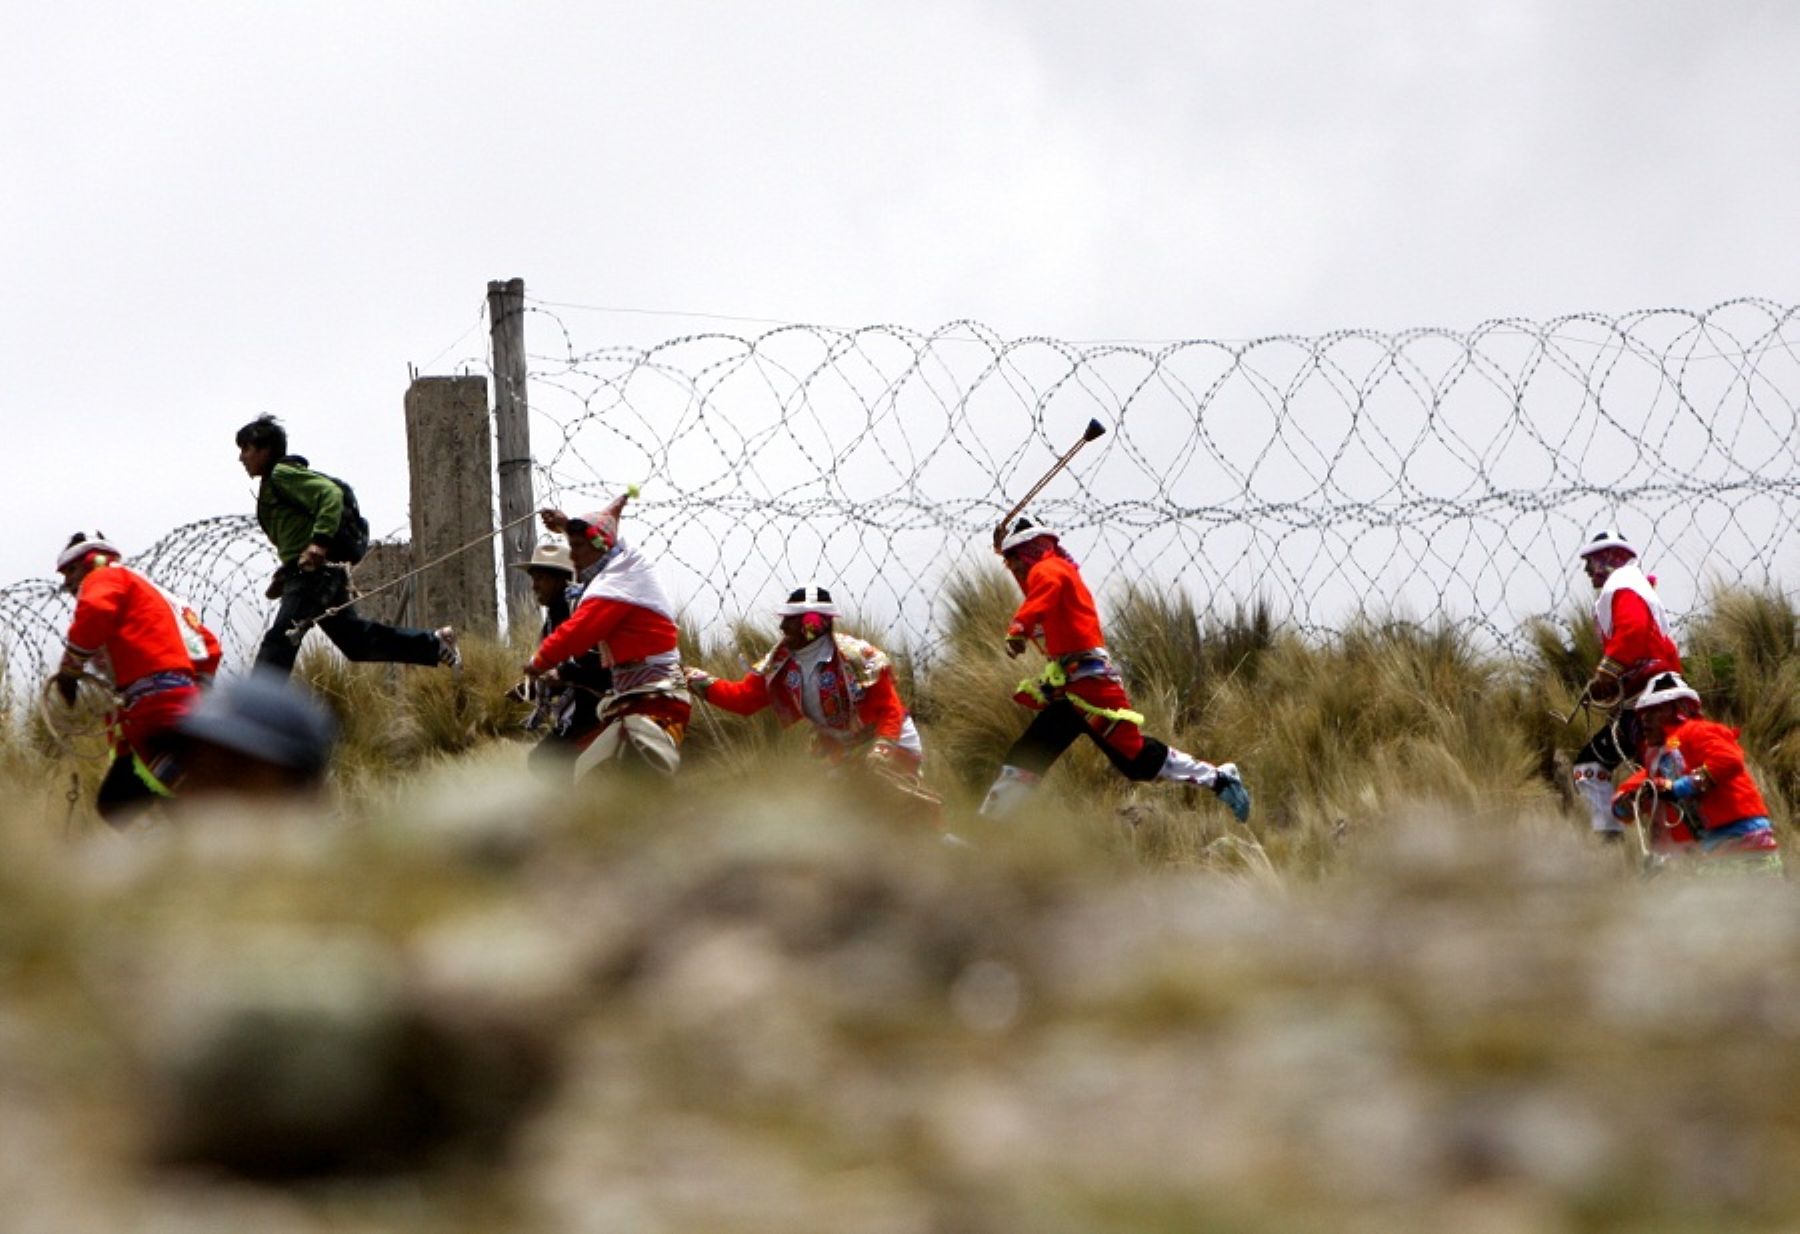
[266,463,344,528]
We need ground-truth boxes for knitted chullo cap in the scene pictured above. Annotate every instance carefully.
[567,487,637,552]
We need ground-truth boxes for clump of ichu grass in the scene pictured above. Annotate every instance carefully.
[676,615,806,777]
[5,584,1798,868]
[295,630,537,800]
[915,568,1566,873]
[1681,586,1800,819]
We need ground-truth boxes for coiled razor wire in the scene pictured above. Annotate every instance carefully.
[520,297,1800,656]
[3,298,1800,698]
[3,517,280,700]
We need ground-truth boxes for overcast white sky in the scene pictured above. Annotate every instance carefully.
[5,0,1798,590]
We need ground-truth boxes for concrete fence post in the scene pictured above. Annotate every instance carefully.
[404,376,498,638]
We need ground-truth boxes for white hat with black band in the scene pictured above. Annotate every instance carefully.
[55,531,121,573]
[1634,670,1699,710]
[1577,528,1637,561]
[775,585,838,617]
[998,517,1059,555]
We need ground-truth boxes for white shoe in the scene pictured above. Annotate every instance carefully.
[980,765,1040,819]
[435,626,461,670]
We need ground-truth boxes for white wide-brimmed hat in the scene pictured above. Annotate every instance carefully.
[511,541,575,576]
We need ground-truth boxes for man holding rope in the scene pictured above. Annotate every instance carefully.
[237,415,460,677]
[1569,529,1682,840]
[1611,672,1782,874]
[686,585,944,829]
[523,489,690,778]
[513,539,612,773]
[53,530,221,823]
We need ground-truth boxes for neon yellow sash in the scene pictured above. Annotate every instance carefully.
[1014,660,1144,725]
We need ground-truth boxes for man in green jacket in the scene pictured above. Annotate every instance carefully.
[237,414,459,677]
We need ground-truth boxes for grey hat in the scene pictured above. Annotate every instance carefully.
[177,670,338,776]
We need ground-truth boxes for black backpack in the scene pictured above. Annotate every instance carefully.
[275,457,372,564]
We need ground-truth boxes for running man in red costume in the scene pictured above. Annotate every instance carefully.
[979,518,1250,821]
[1570,529,1683,839]
[523,490,689,778]
[686,585,943,826]
[53,530,222,824]
[1611,671,1782,874]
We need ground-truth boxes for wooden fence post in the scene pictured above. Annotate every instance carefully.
[488,277,536,636]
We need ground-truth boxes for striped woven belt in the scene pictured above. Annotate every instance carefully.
[121,669,198,705]
[1057,647,1119,683]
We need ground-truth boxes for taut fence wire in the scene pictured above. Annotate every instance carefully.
[4,299,1798,699]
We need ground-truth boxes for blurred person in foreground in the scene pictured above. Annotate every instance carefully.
[171,669,338,803]
[685,586,944,828]
[53,530,222,824]
[1569,529,1684,840]
[510,540,612,774]
[236,413,461,678]
[523,489,689,779]
[1611,671,1782,875]
[978,518,1250,822]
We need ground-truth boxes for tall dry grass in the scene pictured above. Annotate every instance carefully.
[3,584,1796,875]
[1681,587,1800,820]
[913,569,1572,874]
[9,586,1800,1232]
[294,631,536,803]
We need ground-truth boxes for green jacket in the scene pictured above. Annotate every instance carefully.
[255,461,345,566]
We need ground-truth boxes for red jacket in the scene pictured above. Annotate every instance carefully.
[529,596,677,673]
[1616,717,1770,832]
[66,562,221,686]
[1600,589,1682,681]
[704,635,908,745]
[1009,556,1105,656]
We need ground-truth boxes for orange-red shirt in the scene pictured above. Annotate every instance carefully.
[1008,556,1105,656]
[1616,717,1770,831]
[66,563,218,687]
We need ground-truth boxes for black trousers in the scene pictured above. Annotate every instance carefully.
[96,752,162,824]
[1003,699,1170,782]
[1575,710,1641,772]
[255,567,441,677]
[95,734,185,826]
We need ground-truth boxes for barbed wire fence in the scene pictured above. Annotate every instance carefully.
[521,296,1800,655]
[0,518,278,704]
[4,298,1798,701]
